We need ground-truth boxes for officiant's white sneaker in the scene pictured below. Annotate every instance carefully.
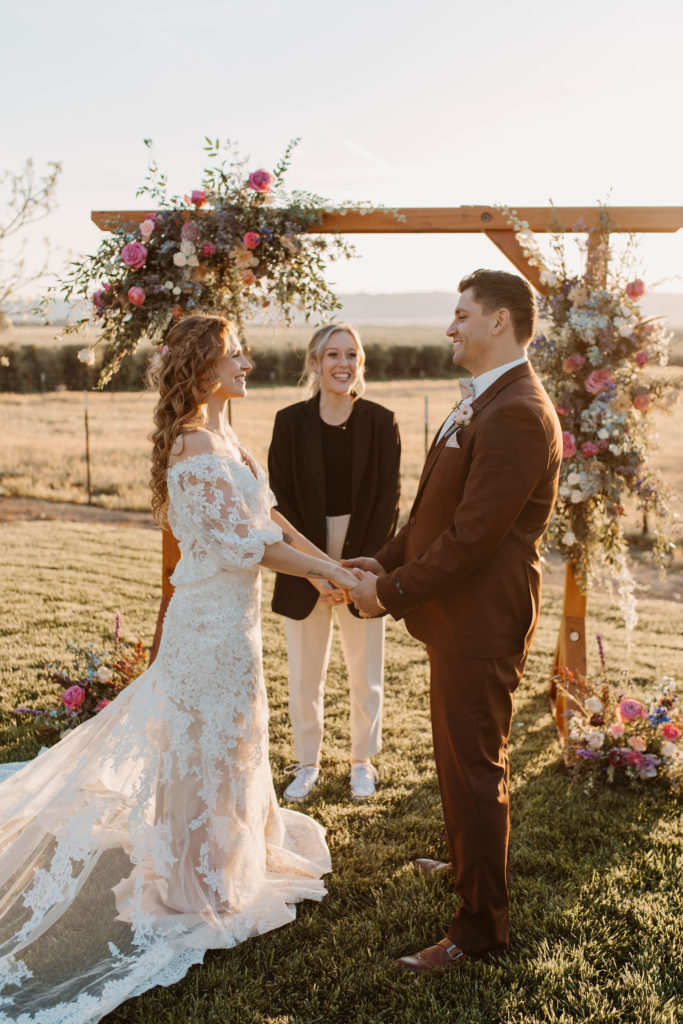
[350,762,379,800]
[283,763,320,802]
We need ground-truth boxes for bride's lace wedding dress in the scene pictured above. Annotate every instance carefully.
[0,447,331,1023]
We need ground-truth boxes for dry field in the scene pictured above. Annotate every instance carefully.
[1,372,682,541]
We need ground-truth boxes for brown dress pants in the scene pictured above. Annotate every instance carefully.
[426,646,527,955]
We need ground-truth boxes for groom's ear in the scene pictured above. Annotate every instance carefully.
[491,308,511,335]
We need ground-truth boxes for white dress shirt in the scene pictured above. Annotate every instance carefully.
[436,355,528,443]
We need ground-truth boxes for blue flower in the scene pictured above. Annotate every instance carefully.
[259,227,273,241]
[647,707,671,726]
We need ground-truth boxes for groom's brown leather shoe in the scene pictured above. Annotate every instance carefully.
[411,858,452,877]
[395,938,471,974]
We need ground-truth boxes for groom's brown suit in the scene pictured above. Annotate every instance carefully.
[375,361,562,955]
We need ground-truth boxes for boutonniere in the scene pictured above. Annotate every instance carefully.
[451,397,474,427]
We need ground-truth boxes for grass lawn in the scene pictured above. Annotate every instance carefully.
[1,519,682,1023]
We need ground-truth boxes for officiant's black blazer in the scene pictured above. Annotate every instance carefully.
[267,392,401,620]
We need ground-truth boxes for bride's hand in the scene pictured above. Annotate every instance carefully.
[326,563,360,594]
[310,578,346,604]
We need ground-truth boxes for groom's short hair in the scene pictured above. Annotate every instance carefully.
[458,269,537,345]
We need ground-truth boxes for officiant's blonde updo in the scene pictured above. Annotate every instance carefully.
[302,323,366,398]
[147,315,238,525]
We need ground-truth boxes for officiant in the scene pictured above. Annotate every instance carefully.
[267,324,401,802]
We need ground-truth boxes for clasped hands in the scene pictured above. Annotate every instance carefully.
[318,557,385,618]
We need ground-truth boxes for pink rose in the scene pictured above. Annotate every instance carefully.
[562,431,576,458]
[617,698,643,722]
[190,189,206,206]
[626,279,645,299]
[93,288,107,310]
[62,685,85,711]
[563,353,585,373]
[243,232,261,250]
[632,391,651,412]
[127,286,146,306]
[581,441,600,457]
[201,241,216,258]
[247,169,274,193]
[96,699,110,711]
[608,723,625,738]
[120,242,148,269]
[661,723,681,741]
[585,368,614,394]
[180,221,200,243]
[140,218,155,238]
[241,269,256,286]
[634,350,649,368]
[627,735,647,752]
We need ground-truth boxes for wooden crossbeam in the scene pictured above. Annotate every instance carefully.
[91,205,683,235]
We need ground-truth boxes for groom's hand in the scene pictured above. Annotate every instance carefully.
[341,556,385,575]
[349,570,384,618]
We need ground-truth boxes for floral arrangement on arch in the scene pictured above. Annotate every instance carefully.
[13,613,146,741]
[500,206,680,607]
[556,636,682,790]
[53,138,367,386]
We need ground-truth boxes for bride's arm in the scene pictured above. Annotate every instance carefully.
[270,508,335,562]
[260,537,357,590]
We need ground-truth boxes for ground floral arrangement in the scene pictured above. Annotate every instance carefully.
[13,614,146,741]
[51,138,382,386]
[500,207,680,627]
[556,637,683,789]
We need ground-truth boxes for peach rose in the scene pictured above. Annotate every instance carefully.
[625,279,645,299]
[632,391,651,412]
[120,242,148,269]
[241,269,256,286]
[585,368,614,394]
[562,431,576,458]
[563,353,585,373]
[127,286,146,306]
[247,169,274,193]
[190,190,206,206]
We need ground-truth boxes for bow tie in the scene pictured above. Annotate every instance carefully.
[458,378,475,403]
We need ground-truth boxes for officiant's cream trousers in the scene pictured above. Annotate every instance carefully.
[284,514,384,764]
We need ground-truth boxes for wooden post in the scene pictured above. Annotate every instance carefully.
[148,527,181,665]
[550,562,588,742]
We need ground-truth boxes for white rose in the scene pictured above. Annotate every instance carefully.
[661,741,676,757]
[567,472,582,486]
[172,286,182,295]
[608,444,620,455]
[96,665,113,683]
[570,489,584,503]
[562,530,576,545]
[163,280,174,290]
[559,484,570,497]
[77,348,96,366]
[587,730,605,750]
[173,252,187,267]
[585,696,603,714]
[540,269,558,287]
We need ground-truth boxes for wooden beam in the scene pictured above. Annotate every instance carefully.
[483,230,548,294]
[92,205,683,235]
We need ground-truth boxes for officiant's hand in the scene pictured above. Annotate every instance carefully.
[310,578,346,605]
[349,570,384,618]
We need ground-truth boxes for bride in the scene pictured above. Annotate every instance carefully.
[0,315,358,1023]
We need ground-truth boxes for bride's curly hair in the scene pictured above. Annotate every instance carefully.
[147,314,237,525]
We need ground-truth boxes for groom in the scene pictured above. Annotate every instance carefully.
[347,269,562,971]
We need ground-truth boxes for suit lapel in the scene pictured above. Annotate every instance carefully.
[411,361,533,508]
[350,399,370,508]
[302,394,326,524]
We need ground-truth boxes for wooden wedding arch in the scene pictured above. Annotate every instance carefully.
[93,204,683,738]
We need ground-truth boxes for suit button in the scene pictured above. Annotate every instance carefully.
[409,515,416,525]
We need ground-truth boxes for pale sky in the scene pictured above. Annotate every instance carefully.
[3,0,683,297]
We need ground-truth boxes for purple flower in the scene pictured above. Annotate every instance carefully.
[638,754,660,779]
[576,748,599,760]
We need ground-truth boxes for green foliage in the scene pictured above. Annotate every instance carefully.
[0,343,457,392]
[1,519,682,1022]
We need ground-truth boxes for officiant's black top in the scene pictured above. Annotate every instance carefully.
[321,411,354,515]
[267,392,401,620]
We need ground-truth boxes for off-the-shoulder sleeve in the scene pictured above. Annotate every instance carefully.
[170,455,282,571]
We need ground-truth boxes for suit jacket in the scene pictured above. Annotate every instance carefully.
[268,393,401,620]
[375,362,562,658]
